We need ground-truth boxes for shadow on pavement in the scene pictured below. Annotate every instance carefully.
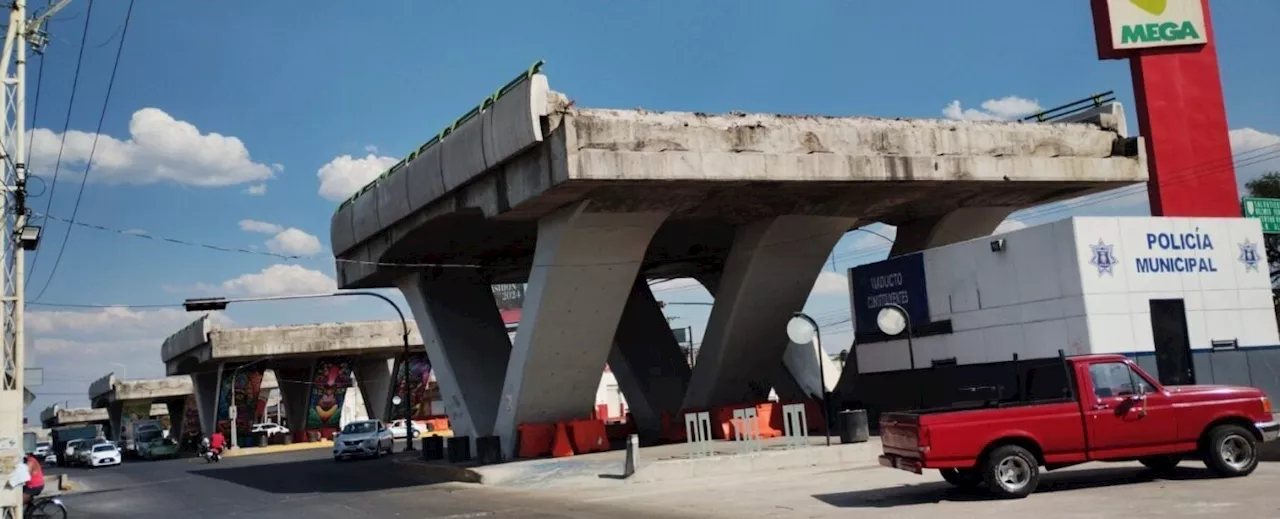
[813,466,1219,508]
[191,456,454,494]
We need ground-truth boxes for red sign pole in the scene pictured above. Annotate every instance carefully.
[1090,0,1238,217]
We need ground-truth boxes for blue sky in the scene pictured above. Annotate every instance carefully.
[25,0,1280,419]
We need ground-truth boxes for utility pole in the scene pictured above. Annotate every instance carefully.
[1,0,68,512]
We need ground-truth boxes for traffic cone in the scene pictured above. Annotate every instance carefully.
[551,422,574,457]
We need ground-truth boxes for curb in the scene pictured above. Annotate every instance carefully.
[222,440,334,458]
[390,457,482,484]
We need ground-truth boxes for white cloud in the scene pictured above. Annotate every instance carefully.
[214,264,337,297]
[27,306,232,340]
[317,153,398,202]
[364,145,379,154]
[28,108,274,187]
[266,228,323,256]
[1231,128,1280,190]
[272,163,285,173]
[239,219,283,234]
[1231,128,1280,156]
[811,271,848,296]
[942,96,1042,122]
[244,184,267,196]
[239,220,323,256]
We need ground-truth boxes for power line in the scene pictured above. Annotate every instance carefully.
[32,0,134,302]
[26,0,94,289]
[25,0,51,163]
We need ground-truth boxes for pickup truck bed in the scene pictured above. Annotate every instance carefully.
[878,354,1277,498]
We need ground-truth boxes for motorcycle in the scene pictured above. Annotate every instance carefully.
[199,439,221,463]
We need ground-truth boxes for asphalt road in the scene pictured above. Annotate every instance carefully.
[46,446,690,519]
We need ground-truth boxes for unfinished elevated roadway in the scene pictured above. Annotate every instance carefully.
[329,64,1146,459]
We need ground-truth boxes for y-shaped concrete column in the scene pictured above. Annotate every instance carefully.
[683,215,856,410]
[493,204,668,458]
[354,357,395,422]
[889,207,1014,257]
[396,267,512,444]
[274,366,314,438]
[190,369,221,442]
[607,276,693,442]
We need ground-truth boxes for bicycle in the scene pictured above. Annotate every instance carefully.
[25,495,67,519]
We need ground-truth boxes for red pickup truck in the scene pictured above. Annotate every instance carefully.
[879,354,1277,498]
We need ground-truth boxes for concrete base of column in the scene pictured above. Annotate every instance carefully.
[608,276,692,441]
[354,357,395,423]
[164,398,186,441]
[889,207,1015,257]
[397,267,512,448]
[494,205,668,459]
[684,215,856,410]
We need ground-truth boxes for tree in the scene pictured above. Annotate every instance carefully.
[1244,172,1280,302]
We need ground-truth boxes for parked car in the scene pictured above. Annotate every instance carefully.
[332,420,394,461]
[88,443,122,468]
[251,423,290,437]
[62,439,85,466]
[32,442,50,458]
[387,419,430,439]
[43,451,57,465]
[878,354,1278,499]
[75,439,112,467]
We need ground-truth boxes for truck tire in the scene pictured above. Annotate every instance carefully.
[939,468,982,489]
[981,445,1040,499]
[1138,455,1180,473]
[1203,424,1258,478]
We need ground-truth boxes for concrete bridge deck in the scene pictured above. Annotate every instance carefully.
[328,65,1146,460]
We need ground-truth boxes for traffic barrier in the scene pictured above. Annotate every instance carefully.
[517,423,556,458]
[551,422,574,457]
[567,419,609,454]
[446,436,471,462]
[422,435,445,460]
[605,420,636,442]
[660,412,686,442]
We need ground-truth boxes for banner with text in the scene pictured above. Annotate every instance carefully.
[849,253,930,335]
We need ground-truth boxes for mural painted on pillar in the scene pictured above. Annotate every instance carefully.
[216,367,266,442]
[120,400,151,445]
[306,357,354,429]
[180,394,201,445]
[393,353,433,420]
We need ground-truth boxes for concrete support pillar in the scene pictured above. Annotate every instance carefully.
[106,402,123,442]
[396,267,512,444]
[889,207,1015,257]
[165,398,186,440]
[683,215,855,410]
[190,369,221,442]
[354,358,395,422]
[493,205,668,459]
[275,366,314,437]
[607,276,693,442]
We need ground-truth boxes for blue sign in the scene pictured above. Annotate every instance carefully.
[1132,230,1219,274]
[850,253,930,334]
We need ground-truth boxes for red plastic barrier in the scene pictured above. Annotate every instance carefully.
[551,422,575,457]
[567,419,609,454]
[517,423,556,459]
[660,412,686,442]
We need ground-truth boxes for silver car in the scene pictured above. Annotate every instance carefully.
[332,421,394,461]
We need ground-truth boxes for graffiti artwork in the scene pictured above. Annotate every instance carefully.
[215,367,265,441]
[306,357,354,429]
[392,353,433,420]
[180,394,201,442]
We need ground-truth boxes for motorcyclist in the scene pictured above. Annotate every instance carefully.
[209,431,226,456]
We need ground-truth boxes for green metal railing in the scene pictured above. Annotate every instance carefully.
[336,60,546,213]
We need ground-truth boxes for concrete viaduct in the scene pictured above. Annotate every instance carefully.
[329,66,1146,458]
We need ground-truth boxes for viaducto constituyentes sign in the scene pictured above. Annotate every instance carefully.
[1107,0,1207,50]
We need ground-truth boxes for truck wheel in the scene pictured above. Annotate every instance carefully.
[1138,455,1181,473]
[939,468,982,489]
[1203,424,1258,477]
[981,445,1040,499]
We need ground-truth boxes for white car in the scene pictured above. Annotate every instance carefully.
[32,442,50,458]
[387,419,430,439]
[332,421,394,461]
[251,423,290,437]
[88,443,121,468]
[43,451,57,465]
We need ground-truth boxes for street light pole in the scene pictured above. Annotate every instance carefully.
[791,312,830,447]
[184,290,416,451]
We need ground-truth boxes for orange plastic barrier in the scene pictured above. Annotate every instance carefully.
[424,417,451,432]
[517,423,556,458]
[551,422,575,457]
[568,419,609,454]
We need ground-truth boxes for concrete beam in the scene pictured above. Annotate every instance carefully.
[396,267,512,443]
[889,206,1016,257]
[493,204,668,458]
[607,276,693,441]
[684,215,856,410]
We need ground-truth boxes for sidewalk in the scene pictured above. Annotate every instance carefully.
[221,440,333,458]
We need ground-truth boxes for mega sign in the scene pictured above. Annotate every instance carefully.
[850,253,930,335]
[1107,0,1207,50]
